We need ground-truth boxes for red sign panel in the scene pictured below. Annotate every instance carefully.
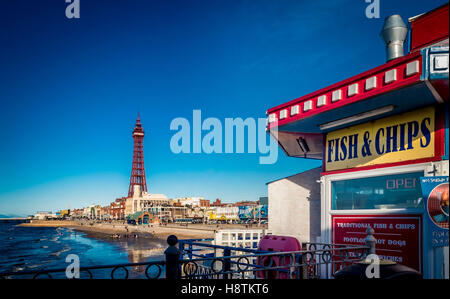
[332,215,422,272]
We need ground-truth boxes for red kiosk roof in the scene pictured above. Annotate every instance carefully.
[266,4,449,160]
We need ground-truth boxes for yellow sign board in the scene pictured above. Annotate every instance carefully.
[60,209,70,216]
[325,106,435,171]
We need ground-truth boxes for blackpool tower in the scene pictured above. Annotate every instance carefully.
[128,114,148,197]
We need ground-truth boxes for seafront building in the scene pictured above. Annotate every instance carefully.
[208,206,239,223]
[109,197,126,220]
[33,211,58,220]
[173,197,210,207]
[210,198,226,207]
[265,4,449,278]
[125,188,171,215]
[64,116,268,223]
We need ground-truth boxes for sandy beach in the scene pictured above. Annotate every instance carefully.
[18,220,218,242]
[18,220,78,227]
[18,220,265,243]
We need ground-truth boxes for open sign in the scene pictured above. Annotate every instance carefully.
[386,178,417,189]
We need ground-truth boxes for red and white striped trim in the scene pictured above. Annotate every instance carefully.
[267,52,423,127]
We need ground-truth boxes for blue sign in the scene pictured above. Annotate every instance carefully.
[238,206,254,220]
[238,205,268,220]
[257,205,268,219]
[420,176,449,247]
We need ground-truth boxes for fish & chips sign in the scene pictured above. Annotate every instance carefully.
[325,107,435,171]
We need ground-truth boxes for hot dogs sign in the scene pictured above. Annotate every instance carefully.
[325,106,435,171]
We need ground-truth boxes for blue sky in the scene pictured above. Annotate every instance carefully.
[0,0,447,216]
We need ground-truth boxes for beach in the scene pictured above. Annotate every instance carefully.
[18,220,223,243]
[1,222,169,277]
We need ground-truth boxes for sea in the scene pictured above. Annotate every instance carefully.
[0,222,166,279]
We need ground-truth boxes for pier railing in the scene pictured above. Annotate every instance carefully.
[0,260,167,279]
[176,239,370,279]
[0,229,375,279]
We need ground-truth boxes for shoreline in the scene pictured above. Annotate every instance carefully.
[18,220,217,243]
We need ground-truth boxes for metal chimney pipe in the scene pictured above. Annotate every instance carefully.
[380,15,408,62]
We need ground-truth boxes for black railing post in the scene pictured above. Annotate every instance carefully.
[164,235,181,279]
[188,243,193,260]
[223,248,231,279]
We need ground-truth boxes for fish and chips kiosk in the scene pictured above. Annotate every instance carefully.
[266,4,449,279]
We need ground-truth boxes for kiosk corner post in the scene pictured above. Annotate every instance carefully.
[365,227,377,255]
[165,235,181,279]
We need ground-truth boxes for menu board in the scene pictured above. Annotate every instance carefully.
[332,214,422,272]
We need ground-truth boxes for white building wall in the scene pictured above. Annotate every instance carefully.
[174,197,204,207]
[268,167,321,244]
[215,206,239,220]
[214,229,268,249]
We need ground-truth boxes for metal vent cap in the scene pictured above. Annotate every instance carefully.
[380,14,408,61]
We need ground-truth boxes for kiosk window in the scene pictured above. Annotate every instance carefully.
[332,172,424,210]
